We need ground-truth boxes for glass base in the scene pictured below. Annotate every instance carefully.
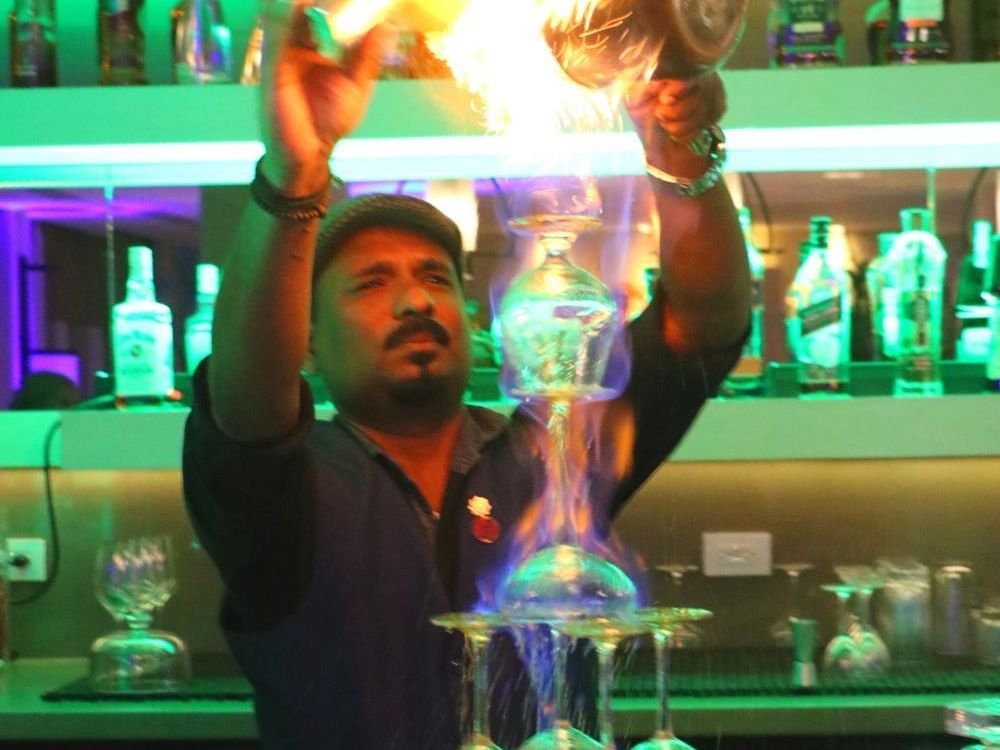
[498,544,638,622]
[460,734,503,750]
[517,724,602,750]
[631,730,697,750]
[90,628,191,693]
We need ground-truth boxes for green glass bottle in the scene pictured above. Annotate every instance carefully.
[721,206,765,397]
[885,209,947,396]
[785,216,851,397]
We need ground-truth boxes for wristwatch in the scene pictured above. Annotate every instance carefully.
[645,124,727,198]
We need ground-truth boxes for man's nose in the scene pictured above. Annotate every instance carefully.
[393,283,435,318]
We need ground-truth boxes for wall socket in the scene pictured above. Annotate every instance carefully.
[6,538,48,582]
[702,532,772,577]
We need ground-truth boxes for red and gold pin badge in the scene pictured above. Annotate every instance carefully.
[467,495,501,544]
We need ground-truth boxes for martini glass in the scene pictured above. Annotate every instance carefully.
[946,697,1000,750]
[431,612,506,750]
[653,565,703,649]
[631,607,713,750]
[769,563,814,647]
[561,616,652,749]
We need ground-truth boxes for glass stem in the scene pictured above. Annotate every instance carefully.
[836,592,851,637]
[553,629,570,731]
[468,634,489,743]
[856,589,873,628]
[546,399,577,546]
[653,630,674,737]
[597,640,616,747]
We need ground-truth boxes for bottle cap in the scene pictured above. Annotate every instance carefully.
[196,263,220,295]
[900,208,932,233]
[128,245,154,279]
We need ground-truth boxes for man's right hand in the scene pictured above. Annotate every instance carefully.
[259,0,393,196]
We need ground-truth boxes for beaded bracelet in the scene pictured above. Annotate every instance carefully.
[249,157,339,221]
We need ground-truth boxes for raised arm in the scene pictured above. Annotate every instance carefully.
[209,2,389,441]
[628,73,751,354]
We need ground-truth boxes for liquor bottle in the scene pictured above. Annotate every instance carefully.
[785,216,851,397]
[239,10,263,84]
[868,232,900,360]
[112,245,174,404]
[768,0,844,68]
[8,0,55,87]
[972,0,1000,61]
[887,0,952,64]
[99,0,147,85]
[721,207,765,396]
[885,208,947,396]
[866,0,890,65]
[184,262,219,374]
[954,220,993,362]
[985,235,1000,391]
[171,0,231,84]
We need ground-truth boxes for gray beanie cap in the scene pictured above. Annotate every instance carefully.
[314,193,464,283]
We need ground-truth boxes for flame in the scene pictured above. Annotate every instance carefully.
[428,0,626,152]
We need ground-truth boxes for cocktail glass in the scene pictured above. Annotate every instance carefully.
[630,607,713,750]
[653,565,703,649]
[431,612,506,750]
[834,565,890,673]
[769,563,814,647]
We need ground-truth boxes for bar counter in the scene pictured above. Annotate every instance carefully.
[0,658,982,741]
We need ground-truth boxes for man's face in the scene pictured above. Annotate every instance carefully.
[311,226,472,421]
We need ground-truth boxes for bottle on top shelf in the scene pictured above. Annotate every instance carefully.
[720,206,765,397]
[170,0,231,84]
[184,262,220,375]
[885,208,947,397]
[954,220,994,363]
[98,0,147,85]
[887,0,952,64]
[239,10,263,84]
[867,231,901,360]
[985,234,1000,391]
[971,0,1000,62]
[112,245,174,405]
[768,0,844,68]
[785,216,851,397]
[866,0,891,65]
[8,0,56,87]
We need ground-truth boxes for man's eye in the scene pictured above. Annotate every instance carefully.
[354,278,384,292]
[427,273,452,287]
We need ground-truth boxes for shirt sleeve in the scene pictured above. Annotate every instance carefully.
[181,358,317,632]
[606,288,748,515]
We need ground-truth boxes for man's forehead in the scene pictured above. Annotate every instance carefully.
[335,226,454,268]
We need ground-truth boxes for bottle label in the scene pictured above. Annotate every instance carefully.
[900,0,944,22]
[787,0,827,32]
[799,294,841,337]
[113,316,174,398]
[902,289,932,349]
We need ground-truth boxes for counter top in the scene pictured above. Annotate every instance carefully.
[0,658,983,741]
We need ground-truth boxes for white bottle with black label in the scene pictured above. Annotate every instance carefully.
[112,245,174,404]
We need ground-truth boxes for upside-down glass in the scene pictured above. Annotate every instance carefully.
[90,536,190,692]
[834,565,890,674]
[769,562,813,647]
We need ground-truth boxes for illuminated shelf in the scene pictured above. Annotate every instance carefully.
[2,393,998,470]
[1,64,999,188]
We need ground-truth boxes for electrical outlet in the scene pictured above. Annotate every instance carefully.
[6,538,48,582]
[702,532,771,577]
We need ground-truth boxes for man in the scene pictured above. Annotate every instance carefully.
[183,2,750,748]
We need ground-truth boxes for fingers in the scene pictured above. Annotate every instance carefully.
[342,23,396,87]
[261,0,306,78]
[631,73,727,145]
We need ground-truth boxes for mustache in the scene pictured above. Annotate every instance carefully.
[384,316,451,350]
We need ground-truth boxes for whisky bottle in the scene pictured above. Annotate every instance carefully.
[971,0,1000,61]
[865,0,890,65]
[8,0,55,87]
[112,245,174,404]
[239,10,263,84]
[99,0,147,85]
[885,209,947,396]
[171,0,231,84]
[955,220,993,362]
[867,232,900,360]
[184,262,219,374]
[768,0,844,68]
[786,216,851,397]
[721,207,765,396]
[985,235,1000,391]
[887,0,952,64]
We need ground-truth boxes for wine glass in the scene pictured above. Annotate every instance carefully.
[653,564,703,649]
[431,612,505,750]
[834,565,890,674]
[561,616,650,749]
[90,536,190,692]
[631,607,713,750]
[947,698,1000,750]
